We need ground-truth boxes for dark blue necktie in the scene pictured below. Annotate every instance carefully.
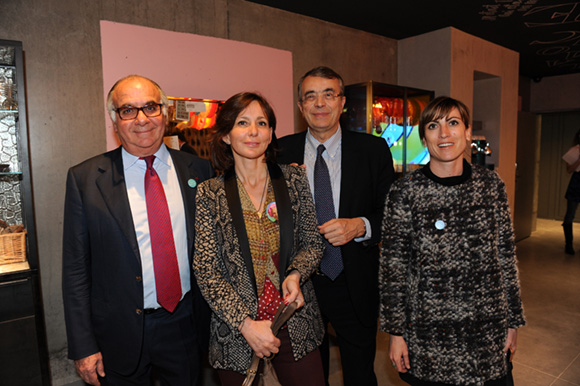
[314,144,343,280]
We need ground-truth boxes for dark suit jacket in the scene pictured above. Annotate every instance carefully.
[180,142,198,156]
[62,146,214,375]
[277,129,395,327]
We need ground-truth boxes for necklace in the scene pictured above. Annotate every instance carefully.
[256,174,269,217]
[237,173,269,216]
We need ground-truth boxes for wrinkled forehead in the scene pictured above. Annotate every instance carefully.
[113,78,160,107]
[302,76,341,94]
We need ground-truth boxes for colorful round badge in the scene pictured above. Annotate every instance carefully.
[266,201,278,222]
[435,219,446,230]
[188,179,197,188]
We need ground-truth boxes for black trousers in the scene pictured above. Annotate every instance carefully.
[313,272,378,386]
[100,292,202,386]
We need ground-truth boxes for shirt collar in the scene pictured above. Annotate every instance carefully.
[122,144,171,170]
[306,126,342,158]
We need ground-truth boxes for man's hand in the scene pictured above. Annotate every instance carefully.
[318,218,365,246]
[75,352,105,386]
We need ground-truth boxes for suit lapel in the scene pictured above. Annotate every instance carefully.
[338,131,360,218]
[95,147,141,261]
[294,132,307,164]
[268,163,293,284]
[224,168,258,295]
[170,149,199,264]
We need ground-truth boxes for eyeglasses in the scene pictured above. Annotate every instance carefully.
[114,103,163,120]
[300,90,343,104]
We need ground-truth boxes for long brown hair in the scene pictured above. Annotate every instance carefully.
[209,92,278,172]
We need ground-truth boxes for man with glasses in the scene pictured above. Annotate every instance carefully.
[62,75,214,385]
[277,67,395,386]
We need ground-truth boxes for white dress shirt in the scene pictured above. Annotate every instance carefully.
[123,145,190,309]
[305,126,371,241]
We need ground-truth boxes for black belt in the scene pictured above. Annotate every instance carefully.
[143,307,163,314]
[143,291,191,314]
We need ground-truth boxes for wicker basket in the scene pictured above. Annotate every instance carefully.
[0,232,26,265]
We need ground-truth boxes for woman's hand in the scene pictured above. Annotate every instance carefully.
[503,328,518,360]
[239,317,281,358]
[282,270,304,308]
[389,335,411,373]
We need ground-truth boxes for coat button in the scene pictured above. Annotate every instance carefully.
[136,309,142,315]
[136,276,142,282]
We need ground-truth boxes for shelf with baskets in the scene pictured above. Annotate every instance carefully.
[0,39,50,386]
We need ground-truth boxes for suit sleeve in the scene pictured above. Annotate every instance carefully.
[364,138,395,247]
[62,167,100,360]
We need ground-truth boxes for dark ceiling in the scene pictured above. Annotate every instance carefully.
[245,0,580,80]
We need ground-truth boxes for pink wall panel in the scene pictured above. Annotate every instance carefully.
[100,20,294,150]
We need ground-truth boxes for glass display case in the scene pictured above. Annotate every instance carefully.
[0,39,50,385]
[166,96,223,160]
[341,81,434,174]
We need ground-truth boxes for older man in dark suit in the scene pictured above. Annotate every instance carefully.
[277,66,395,386]
[62,75,214,385]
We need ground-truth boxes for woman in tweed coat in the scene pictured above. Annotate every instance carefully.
[193,92,325,385]
[380,97,525,386]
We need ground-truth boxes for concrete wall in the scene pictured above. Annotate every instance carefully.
[0,0,398,383]
[530,72,580,113]
[398,27,519,207]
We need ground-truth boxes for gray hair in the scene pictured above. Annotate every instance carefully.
[106,75,169,122]
[297,66,345,101]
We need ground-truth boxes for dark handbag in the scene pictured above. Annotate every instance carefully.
[242,301,299,386]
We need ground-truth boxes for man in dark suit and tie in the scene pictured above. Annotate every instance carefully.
[277,66,395,386]
[62,75,214,385]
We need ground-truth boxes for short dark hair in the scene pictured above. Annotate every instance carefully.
[297,66,345,101]
[418,96,471,140]
[210,92,278,171]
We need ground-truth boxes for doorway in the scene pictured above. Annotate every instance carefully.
[538,111,580,221]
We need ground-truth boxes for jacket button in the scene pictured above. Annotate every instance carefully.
[136,276,142,282]
[136,309,142,315]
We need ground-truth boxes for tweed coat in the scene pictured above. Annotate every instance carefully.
[193,163,325,373]
[379,162,525,386]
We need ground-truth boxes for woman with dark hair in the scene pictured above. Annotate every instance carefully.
[380,96,525,386]
[561,128,580,254]
[193,92,325,385]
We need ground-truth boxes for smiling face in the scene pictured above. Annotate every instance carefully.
[111,77,166,157]
[423,107,471,174]
[298,76,346,142]
[222,100,273,163]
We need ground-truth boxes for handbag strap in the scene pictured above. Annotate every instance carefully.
[242,301,299,386]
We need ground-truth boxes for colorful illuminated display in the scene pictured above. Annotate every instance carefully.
[341,83,433,173]
[371,95,431,168]
[170,97,222,130]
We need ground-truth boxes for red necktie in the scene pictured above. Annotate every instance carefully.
[142,155,182,312]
